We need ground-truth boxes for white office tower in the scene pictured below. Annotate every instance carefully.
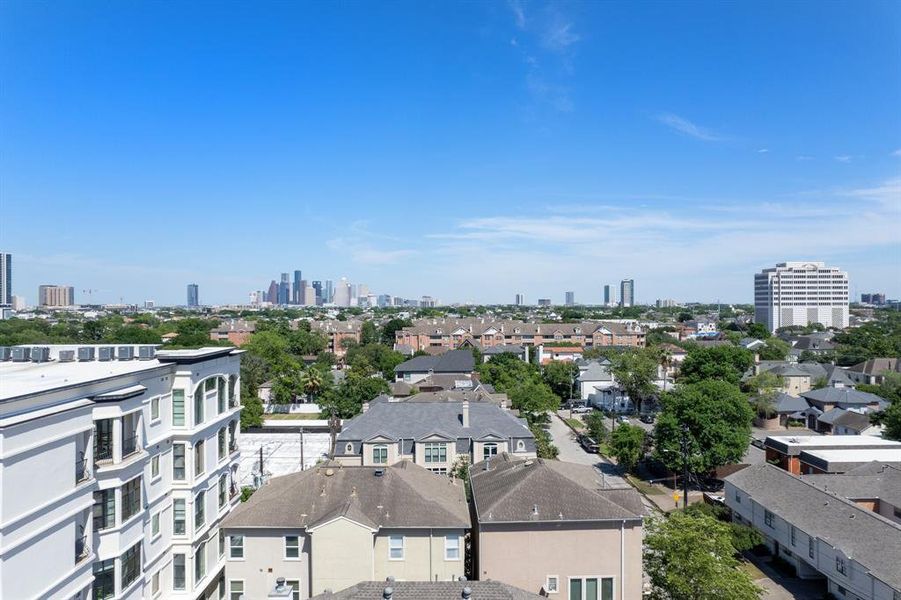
[0,345,243,600]
[754,262,849,333]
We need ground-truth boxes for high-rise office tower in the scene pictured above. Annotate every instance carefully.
[565,291,575,306]
[267,280,278,304]
[515,293,524,306]
[620,279,634,307]
[303,285,316,306]
[312,281,323,305]
[298,280,308,305]
[325,280,334,304]
[39,285,76,307]
[333,278,351,307]
[278,273,290,305]
[0,252,11,306]
[754,262,849,332]
[186,283,199,307]
[293,270,302,304]
[603,285,611,306]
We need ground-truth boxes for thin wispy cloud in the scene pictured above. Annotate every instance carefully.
[757,148,769,154]
[508,0,526,29]
[834,155,852,163]
[655,113,723,142]
[892,149,901,157]
[796,155,814,161]
[542,21,580,51]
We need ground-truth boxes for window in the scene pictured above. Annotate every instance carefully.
[219,529,225,557]
[546,576,559,593]
[92,559,115,600]
[345,443,354,454]
[389,535,404,560]
[93,489,115,531]
[229,535,244,559]
[483,443,498,461]
[837,586,846,596]
[735,490,742,503]
[286,579,301,600]
[172,390,185,426]
[569,577,614,600]
[151,570,161,596]
[173,443,186,480]
[195,490,206,529]
[152,512,160,538]
[120,542,141,589]
[516,439,525,451]
[373,444,388,464]
[194,387,205,425]
[122,476,142,522]
[764,510,774,528]
[219,428,227,460]
[195,440,205,476]
[151,455,160,479]
[229,581,244,600]
[445,534,460,560]
[94,418,114,461]
[173,498,186,535]
[173,554,186,590]
[206,377,217,392]
[195,541,207,584]
[151,397,160,421]
[285,535,300,559]
[835,556,846,575]
[895,506,901,519]
[424,443,447,463]
[218,377,227,414]
[790,525,796,547]
[808,537,815,559]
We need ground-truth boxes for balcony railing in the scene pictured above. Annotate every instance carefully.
[75,535,90,563]
[122,433,139,458]
[76,454,91,483]
[229,439,239,454]
[95,434,113,463]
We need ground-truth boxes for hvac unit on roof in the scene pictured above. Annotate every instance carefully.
[31,347,51,363]
[59,350,76,362]
[0,347,11,361]
[98,347,115,361]
[11,347,31,362]
[77,346,96,361]
[117,346,134,361]
[138,346,156,360]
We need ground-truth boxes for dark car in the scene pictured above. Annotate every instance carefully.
[578,434,599,453]
[639,413,655,424]
[751,438,766,450]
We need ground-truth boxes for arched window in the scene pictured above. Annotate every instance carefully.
[483,443,498,461]
[516,440,525,451]
[372,444,388,464]
[345,443,354,454]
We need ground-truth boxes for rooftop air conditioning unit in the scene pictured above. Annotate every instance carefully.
[31,347,51,363]
[0,347,11,361]
[98,347,115,361]
[78,347,96,361]
[138,346,156,360]
[59,350,76,362]
[11,347,30,362]
[118,346,134,361]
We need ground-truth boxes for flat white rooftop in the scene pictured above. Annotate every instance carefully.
[801,448,901,463]
[767,435,901,448]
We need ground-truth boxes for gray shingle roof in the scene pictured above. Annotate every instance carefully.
[773,392,809,414]
[725,463,901,590]
[577,361,614,384]
[849,358,900,376]
[222,461,470,530]
[394,349,475,374]
[831,410,874,432]
[816,406,846,425]
[338,401,532,443]
[801,387,884,406]
[470,453,645,523]
[803,462,901,508]
[311,581,544,599]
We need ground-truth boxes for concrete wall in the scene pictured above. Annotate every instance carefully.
[310,518,374,595]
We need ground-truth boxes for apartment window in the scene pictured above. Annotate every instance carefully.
[195,541,207,584]
[173,390,186,426]
[195,440,205,476]
[122,476,142,522]
[286,580,301,600]
[389,535,404,560]
[280,535,300,559]
[151,397,160,422]
[546,576,559,593]
[151,570,161,597]
[152,512,160,538]
[173,554,186,590]
[92,489,115,531]
[218,428,227,460]
[764,510,774,528]
[206,377,217,392]
[424,443,447,463]
[219,529,225,557]
[372,444,388,464]
[808,537,815,559]
[483,443,498,461]
[173,443,186,480]
[229,535,244,559]
[835,556,846,575]
[194,387,205,425]
[229,581,244,600]
[195,490,206,529]
[173,498,186,535]
[120,542,141,589]
[151,455,160,479]
[94,419,114,461]
[218,377,227,413]
[568,577,614,600]
[790,525,796,547]
[445,534,460,560]
[92,559,115,600]
[219,474,227,509]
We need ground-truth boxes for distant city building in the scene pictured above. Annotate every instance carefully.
[187,283,199,307]
[565,291,575,306]
[324,279,334,304]
[421,295,437,308]
[377,294,392,307]
[248,291,261,306]
[278,273,290,305]
[11,295,25,311]
[620,279,634,307]
[656,298,678,308]
[312,280,323,305]
[333,278,351,307]
[861,293,886,306]
[293,270,302,304]
[0,252,11,305]
[537,298,551,307]
[603,284,611,306]
[754,262,849,333]
[515,293,524,306]
[298,279,308,304]
[267,280,278,304]
[303,285,316,306]
[144,300,155,309]
[39,284,75,307]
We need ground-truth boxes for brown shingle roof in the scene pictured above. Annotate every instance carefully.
[311,580,544,599]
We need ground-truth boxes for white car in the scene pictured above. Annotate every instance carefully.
[571,405,593,415]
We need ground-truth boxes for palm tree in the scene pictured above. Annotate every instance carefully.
[300,367,324,403]
[659,349,673,393]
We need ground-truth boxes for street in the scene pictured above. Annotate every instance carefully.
[546,412,632,490]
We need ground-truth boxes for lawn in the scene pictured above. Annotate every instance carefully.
[737,560,766,581]
[565,418,584,430]
[264,413,324,420]
[625,474,666,496]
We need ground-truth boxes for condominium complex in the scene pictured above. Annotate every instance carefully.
[565,291,575,306]
[187,284,200,308]
[0,252,11,306]
[619,280,634,307]
[39,284,76,307]
[754,262,849,333]
[0,344,243,600]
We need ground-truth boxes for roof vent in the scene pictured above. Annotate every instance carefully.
[524,459,534,467]
[325,468,334,477]
[118,346,134,361]
[462,586,472,599]
[383,586,394,600]
[374,469,385,477]
[0,347,11,361]
[98,347,115,361]
[532,504,539,516]
[11,347,30,362]
[59,350,76,362]
[77,347,96,361]
[458,576,467,582]
[31,347,51,362]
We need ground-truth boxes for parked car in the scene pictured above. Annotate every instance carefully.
[571,405,593,415]
[639,413,655,424]
[578,435,599,453]
[617,415,631,424]
[751,438,766,450]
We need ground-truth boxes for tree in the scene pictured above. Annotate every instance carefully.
[757,338,790,361]
[240,395,264,430]
[584,411,608,442]
[746,322,771,340]
[681,503,764,554]
[300,366,326,402]
[542,360,579,400]
[530,424,559,459]
[679,345,754,386]
[745,371,783,419]
[644,512,763,600]
[653,380,753,474]
[507,379,560,423]
[319,370,390,419]
[381,318,413,346]
[610,348,658,414]
[610,424,645,472]
[360,320,380,345]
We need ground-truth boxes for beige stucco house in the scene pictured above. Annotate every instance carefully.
[221,461,470,599]
[470,454,646,600]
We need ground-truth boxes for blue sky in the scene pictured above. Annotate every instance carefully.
[2,0,899,306]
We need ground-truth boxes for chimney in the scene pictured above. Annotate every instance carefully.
[462,400,470,428]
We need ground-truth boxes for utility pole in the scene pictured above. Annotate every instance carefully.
[299,426,305,471]
[680,424,690,509]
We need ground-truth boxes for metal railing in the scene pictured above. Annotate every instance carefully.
[94,434,114,463]
[75,535,90,563]
[76,454,91,483]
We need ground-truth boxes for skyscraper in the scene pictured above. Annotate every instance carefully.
[325,280,334,304]
[334,278,351,307]
[278,273,290,305]
[187,283,199,307]
[515,293,524,306]
[565,291,575,306]
[299,280,308,305]
[754,262,849,332]
[620,279,634,307]
[267,280,279,304]
[0,252,11,306]
[603,285,611,306]
[293,270,302,304]
[312,281,323,305]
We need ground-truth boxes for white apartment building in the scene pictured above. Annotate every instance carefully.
[0,344,243,600]
[754,262,849,333]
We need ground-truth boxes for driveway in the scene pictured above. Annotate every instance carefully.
[546,413,629,489]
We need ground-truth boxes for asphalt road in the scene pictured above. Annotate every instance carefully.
[546,412,630,489]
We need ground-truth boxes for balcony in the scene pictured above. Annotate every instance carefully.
[75,535,90,564]
[76,454,91,484]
